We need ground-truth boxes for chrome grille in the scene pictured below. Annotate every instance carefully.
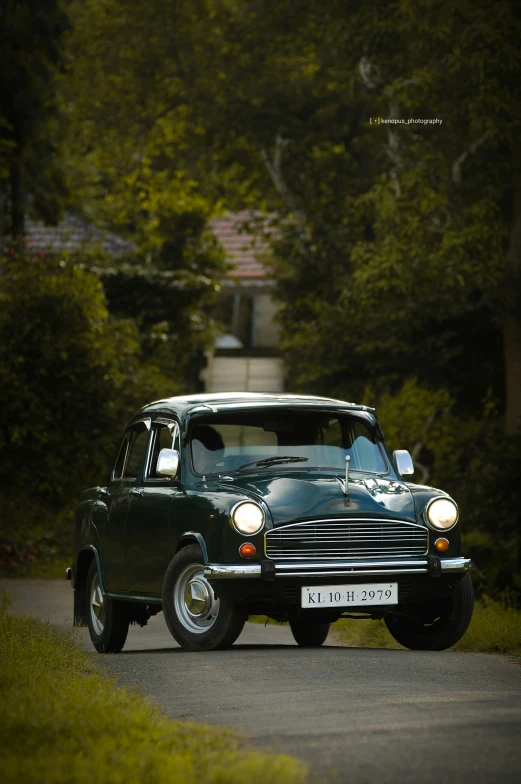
[265,518,428,561]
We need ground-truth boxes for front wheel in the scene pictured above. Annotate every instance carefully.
[162,545,246,652]
[290,617,331,647]
[86,559,130,653]
[384,573,474,651]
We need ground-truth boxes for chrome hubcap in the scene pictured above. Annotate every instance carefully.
[174,564,220,634]
[90,575,105,635]
[184,578,212,617]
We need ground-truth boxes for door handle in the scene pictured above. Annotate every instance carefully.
[131,488,144,496]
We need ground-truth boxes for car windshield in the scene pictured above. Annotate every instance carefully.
[189,411,387,475]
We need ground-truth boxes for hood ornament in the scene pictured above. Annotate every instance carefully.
[344,455,350,495]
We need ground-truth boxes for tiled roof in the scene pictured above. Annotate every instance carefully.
[22,212,272,281]
[24,214,135,257]
[210,211,272,280]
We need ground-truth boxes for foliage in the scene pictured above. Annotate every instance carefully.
[0,251,174,512]
[366,379,521,602]
[66,0,513,426]
[97,228,228,385]
[250,0,516,423]
[60,1,231,382]
[61,0,517,417]
[62,1,228,265]
[333,596,521,657]
[0,594,308,783]
[0,0,70,237]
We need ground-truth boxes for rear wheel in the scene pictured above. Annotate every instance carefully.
[86,559,130,653]
[290,617,331,647]
[162,545,246,652]
[384,573,474,651]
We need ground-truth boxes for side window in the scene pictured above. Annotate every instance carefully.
[147,422,180,479]
[123,422,150,480]
[113,435,130,479]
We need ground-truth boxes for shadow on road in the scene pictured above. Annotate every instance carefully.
[114,643,413,655]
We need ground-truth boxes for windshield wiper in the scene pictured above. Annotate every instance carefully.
[235,455,309,472]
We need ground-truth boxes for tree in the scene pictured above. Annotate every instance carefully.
[179,0,520,433]
[59,0,231,382]
[0,0,70,242]
[60,0,520,428]
[0,251,173,507]
[339,0,521,434]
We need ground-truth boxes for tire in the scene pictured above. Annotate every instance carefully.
[290,617,331,647]
[162,545,246,652]
[384,573,474,651]
[86,559,130,653]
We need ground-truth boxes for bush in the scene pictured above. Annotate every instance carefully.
[0,252,176,573]
[366,379,521,605]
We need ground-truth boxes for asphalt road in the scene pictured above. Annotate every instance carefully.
[3,578,521,784]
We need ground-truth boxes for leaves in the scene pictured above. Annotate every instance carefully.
[0,252,175,504]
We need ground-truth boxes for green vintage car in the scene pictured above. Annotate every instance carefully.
[71,392,473,653]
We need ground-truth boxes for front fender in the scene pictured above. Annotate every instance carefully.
[178,531,209,563]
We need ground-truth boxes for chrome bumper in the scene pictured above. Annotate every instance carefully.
[204,557,472,579]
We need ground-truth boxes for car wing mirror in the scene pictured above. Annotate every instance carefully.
[393,449,415,476]
[157,448,180,478]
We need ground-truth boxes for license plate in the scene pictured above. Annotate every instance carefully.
[301,582,398,609]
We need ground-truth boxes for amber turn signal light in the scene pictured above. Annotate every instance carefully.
[434,537,450,553]
[239,543,256,559]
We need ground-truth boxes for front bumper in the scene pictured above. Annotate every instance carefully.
[204,557,472,580]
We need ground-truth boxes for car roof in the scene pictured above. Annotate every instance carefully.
[129,392,375,425]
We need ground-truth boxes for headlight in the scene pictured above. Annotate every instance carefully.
[426,497,459,530]
[231,502,265,534]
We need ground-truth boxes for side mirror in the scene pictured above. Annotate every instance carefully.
[393,449,414,476]
[157,448,180,478]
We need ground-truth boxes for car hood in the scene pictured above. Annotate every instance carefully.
[217,473,418,525]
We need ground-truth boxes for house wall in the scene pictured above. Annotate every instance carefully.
[252,293,280,348]
[203,355,284,393]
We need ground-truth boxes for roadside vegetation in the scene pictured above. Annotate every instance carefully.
[249,597,521,657]
[0,593,308,784]
[332,598,521,657]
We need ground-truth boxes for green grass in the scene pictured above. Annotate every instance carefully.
[0,554,70,580]
[0,593,308,784]
[249,599,521,657]
[332,598,521,656]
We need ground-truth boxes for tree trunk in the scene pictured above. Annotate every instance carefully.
[504,171,521,436]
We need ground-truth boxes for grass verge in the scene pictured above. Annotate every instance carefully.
[249,598,521,657]
[0,593,308,784]
[332,597,521,656]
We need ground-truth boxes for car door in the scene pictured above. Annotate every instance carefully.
[125,419,184,596]
[103,419,151,592]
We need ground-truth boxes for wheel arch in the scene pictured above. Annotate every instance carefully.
[75,545,106,592]
[175,532,208,563]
